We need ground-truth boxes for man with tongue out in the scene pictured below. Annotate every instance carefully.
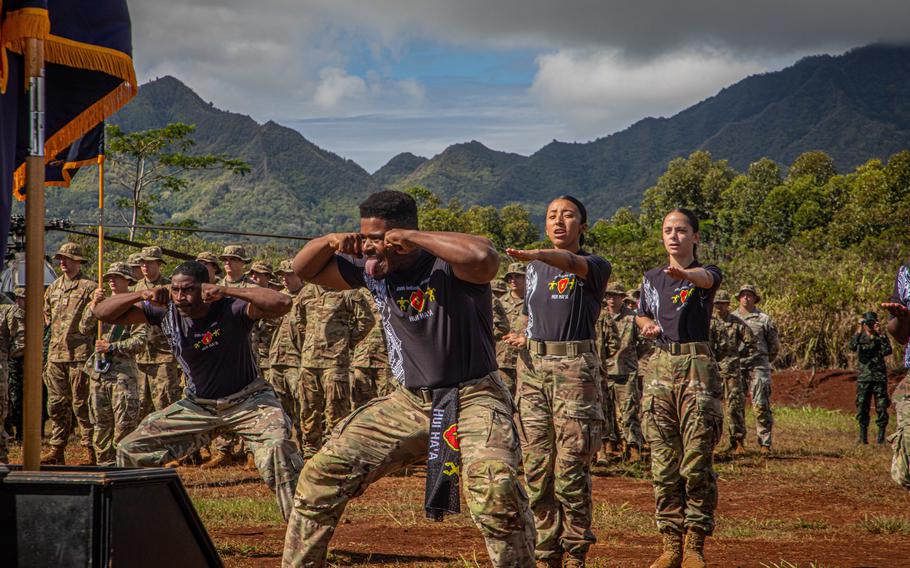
[281,190,535,567]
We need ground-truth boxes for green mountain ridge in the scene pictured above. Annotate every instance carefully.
[37,42,910,237]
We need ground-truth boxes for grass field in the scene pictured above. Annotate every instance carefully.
[165,405,910,567]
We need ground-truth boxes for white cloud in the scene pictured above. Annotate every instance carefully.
[530,48,767,137]
[313,67,368,109]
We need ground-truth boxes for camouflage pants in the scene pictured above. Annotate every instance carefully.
[722,371,746,446]
[350,366,387,410]
[601,374,619,445]
[88,372,141,466]
[500,368,518,399]
[44,361,92,449]
[269,365,304,446]
[300,367,351,458]
[136,362,182,417]
[746,365,773,448]
[642,347,723,536]
[281,372,535,568]
[0,360,8,459]
[117,379,304,520]
[517,350,603,560]
[856,381,890,431]
[889,370,910,490]
[604,374,644,449]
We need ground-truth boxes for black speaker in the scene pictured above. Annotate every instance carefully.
[0,465,223,567]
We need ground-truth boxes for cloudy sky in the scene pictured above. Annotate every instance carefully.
[130,1,910,172]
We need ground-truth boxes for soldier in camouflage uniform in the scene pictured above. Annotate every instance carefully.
[710,290,753,454]
[597,283,644,463]
[638,209,723,568]
[195,251,223,284]
[127,253,144,283]
[0,291,24,462]
[96,260,303,520]
[41,242,98,465]
[299,283,374,457]
[248,261,279,376]
[269,261,306,446]
[849,311,892,444]
[350,300,392,407]
[496,262,526,398]
[734,284,780,454]
[133,246,182,416]
[79,263,146,466]
[5,288,27,444]
[491,278,507,298]
[885,261,910,491]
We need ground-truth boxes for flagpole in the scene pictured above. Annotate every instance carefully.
[97,143,105,342]
[22,36,46,471]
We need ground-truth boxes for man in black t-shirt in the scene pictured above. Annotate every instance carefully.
[281,191,534,568]
[92,261,304,521]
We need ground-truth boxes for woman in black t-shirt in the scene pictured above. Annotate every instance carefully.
[505,195,610,567]
[635,208,722,568]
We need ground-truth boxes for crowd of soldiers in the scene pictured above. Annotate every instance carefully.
[3,242,386,468]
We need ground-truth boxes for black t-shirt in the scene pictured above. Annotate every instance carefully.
[337,251,497,389]
[142,298,259,399]
[523,252,612,341]
[638,262,722,343]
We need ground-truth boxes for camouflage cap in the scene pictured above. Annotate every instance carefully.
[127,252,143,267]
[53,242,85,262]
[219,245,251,263]
[736,284,762,303]
[139,246,166,263]
[862,311,879,323]
[103,261,136,282]
[277,259,295,274]
[624,293,638,305]
[491,279,507,294]
[195,251,224,274]
[714,290,731,304]
[504,262,526,278]
[248,261,274,276]
[605,282,626,296]
[269,279,284,289]
[14,286,25,298]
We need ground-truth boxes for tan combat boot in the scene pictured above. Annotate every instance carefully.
[245,452,257,471]
[40,445,66,465]
[681,528,707,568]
[200,449,233,469]
[649,530,683,568]
[563,552,585,567]
[627,444,642,463]
[78,446,96,466]
[733,441,747,456]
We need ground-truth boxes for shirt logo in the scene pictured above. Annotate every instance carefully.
[394,283,437,322]
[547,274,576,299]
[193,328,222,350]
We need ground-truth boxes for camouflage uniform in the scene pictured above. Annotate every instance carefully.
[249,261,280,376]
[133,273,182,415]
[710,302,753,449]
[496,292,525,398]
[78,282,146,466]
[117,379,303,520]
[734,291,780,449]
[350,300,393,407]
[849,320,892,441]
[268,281,306,445]
[517,349,603,561]
[642,346,724,536]
[888,264,910,489]
[0,303,23,460]
[597,305,644,451]
[299,285,374,457]
[281,373,535,567]
[44,247,97,453]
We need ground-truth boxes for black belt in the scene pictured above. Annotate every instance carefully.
[657,341,712,357]
[528,339,594,357]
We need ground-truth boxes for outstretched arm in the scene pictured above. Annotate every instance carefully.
[292,233,359,290]
[386,230,499,284]
[506,248,590,278]
[664,266,714,289]
[203,284,291,320]
[93,288,164,325]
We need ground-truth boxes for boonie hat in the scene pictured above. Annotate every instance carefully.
[505,263,526,278]
[248,261,274,276]
[103,262,136,282]
[140,246,166,263]
[277,259,295,274]
[605,282,626,296]
[195,251,224,275]
[219,245,251,263]
[53,242,86,262]
[714,290,731,304]
[127,253,143,267]
[736,284,762,303]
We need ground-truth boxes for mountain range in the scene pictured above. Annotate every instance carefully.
[41,43,910,235]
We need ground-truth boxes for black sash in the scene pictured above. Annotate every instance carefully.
[424,386,461,521]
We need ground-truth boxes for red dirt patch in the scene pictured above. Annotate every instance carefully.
[772,368,906,412]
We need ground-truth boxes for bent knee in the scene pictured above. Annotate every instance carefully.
[464,460,529,537]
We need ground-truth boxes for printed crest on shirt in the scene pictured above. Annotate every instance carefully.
[393,279,438,322]
[547,273,578,299]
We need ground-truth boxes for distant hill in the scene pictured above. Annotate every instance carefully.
[39,43,910,237]
[44,75,378,237]
[377,43,910,218]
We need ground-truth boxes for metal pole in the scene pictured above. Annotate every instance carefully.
[97,154,104,341]
[22,36,46,471]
